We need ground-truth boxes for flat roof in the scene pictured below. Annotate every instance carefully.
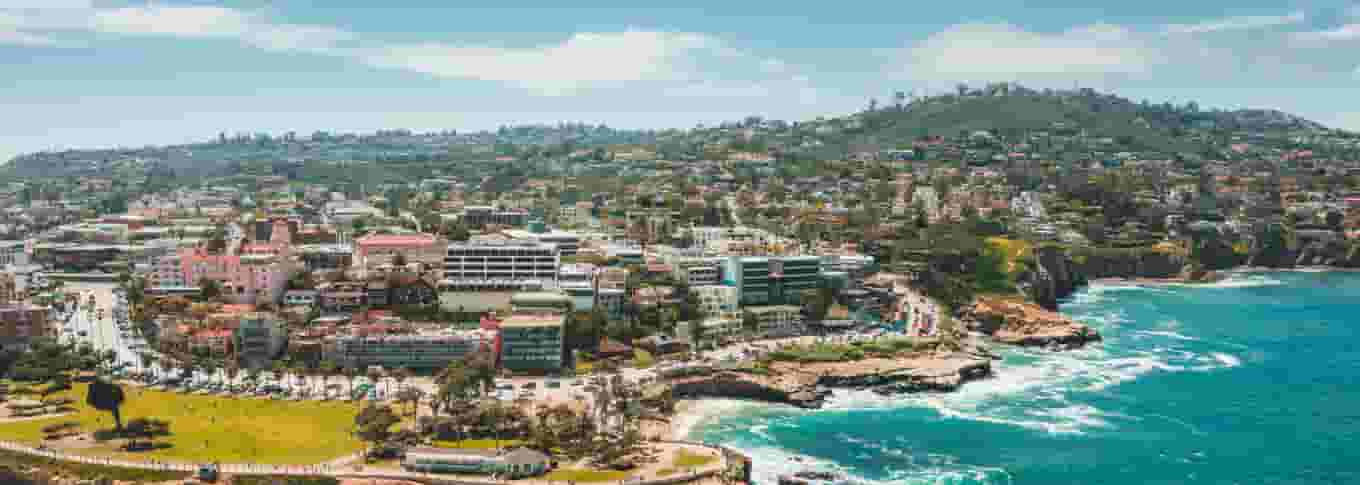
[500,314,564,328]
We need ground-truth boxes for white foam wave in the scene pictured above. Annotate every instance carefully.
[740,444,1014,485]
[674,398,772,439]
[1131,330,1199,341]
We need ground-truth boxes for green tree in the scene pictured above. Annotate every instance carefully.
[86,379,127,431]
[354,403,400,456]
[198,279,222,300]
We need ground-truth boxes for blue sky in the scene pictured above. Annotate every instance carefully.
[3,1,1360,162]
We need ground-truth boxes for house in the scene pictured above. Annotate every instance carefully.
[282,290,318,307]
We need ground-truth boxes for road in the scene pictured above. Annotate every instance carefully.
[59,281,151,373]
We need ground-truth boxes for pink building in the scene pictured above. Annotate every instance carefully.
[178,247,295,305]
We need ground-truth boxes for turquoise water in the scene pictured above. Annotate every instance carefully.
[691,271,1360,484]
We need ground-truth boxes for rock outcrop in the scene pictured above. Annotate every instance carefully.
[671,353,992,409]
[964,297,1102,350]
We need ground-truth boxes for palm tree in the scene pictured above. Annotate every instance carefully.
[319,360,338,397]
[392,367,411,395]
[343,367,358,398]
[366,367,385,399]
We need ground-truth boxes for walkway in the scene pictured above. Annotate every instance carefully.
[0,439,728,485]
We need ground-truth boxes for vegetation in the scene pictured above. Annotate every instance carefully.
[0,384,362,465]
[0,448,190,483]
[543,468,633,483]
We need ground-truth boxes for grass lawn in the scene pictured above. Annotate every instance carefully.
[0,383,363,465]
[632,349,656,369]
[430,439,523,450]
[673,449,717,468]
[544,468,633,483]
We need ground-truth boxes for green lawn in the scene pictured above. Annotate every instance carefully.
[673,449,717,468]
[0,384,362,465]
[430,439,523,450]
[632,349,656,369]
[544,468,633,482]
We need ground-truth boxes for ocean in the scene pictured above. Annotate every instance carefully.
[689,271,1360,484]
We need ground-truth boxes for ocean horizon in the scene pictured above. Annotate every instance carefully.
[690,270,1360,484]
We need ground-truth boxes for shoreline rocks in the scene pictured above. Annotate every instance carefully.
[964,296,1102,350]
[671,353,992,409]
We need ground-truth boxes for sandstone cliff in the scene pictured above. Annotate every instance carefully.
[964,296,1102,350]
[671,353,992,409]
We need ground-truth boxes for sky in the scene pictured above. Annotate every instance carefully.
[3,0,1360,162]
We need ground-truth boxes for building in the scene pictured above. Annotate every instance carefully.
[498,313,565,373]
[462,206,530,228]
[722,256,822,306]
[690,285,739,318]
[745,305,804,338]
[558,264,596,312]
[234,312,287,368]
[444,240,559,283]
[675,260,722,286]
[329,331,486,369]
[282,290,318,307]
[0,240,30,267]
[178,248,295,305]
[296,244,353,272]
[403,447,550,477]
[353,234,448,276]
[0,273,17,305]
[318,281,367,312]
[502,226,581,256]
[0,304,50,351]
[677,316,742,347]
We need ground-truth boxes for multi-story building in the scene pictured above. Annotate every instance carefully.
[148,252,187,288]
[722,256,822,306]
[318,281,367,312]
[444,240,559,283]
[462,206,530,228]
[502,226,581,256]
[353,234,448,276]
[296,244,353,272]
[329,331,487,369]
[745,305,804,338]
[234,312,287,368]
[0,304,50,351]
[497,313,564,373]
[676,316,742,347]
[676,261,722,286]
[0,240,30,267]
[179,248,295,304]
[558,264,596,312]
[0,273,17,305]
[690,285,739,318]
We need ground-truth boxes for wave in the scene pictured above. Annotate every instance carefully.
[1131,329,1199,342]
[738,444,1015,485]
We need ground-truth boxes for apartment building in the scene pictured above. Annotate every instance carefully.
[329,331,487,369]
[498,313,565,373]
[690,285,739,318]
[722,256,823,306]
[746,305,804,338]
[462,206,529,228]
[234,312,287,368]
[502,227,581,256]
[0,240,30,267]
[0,304,50,351]
[558,264,596,312]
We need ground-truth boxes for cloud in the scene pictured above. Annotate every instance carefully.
[89,5,352,52]
[2,3,785,95]
[1163,11,1305,35]
[893,23,1159,83]
[358,30,735,95]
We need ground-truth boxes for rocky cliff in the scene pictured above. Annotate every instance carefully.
[671,353,993,409]
[1022,245,1186,310]
[963,296,1102,350]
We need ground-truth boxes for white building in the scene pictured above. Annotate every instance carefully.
[690,285,739,318]
[0,241,30,267]
[444,240,560,283]
[328,331,487,369]
[502,228,581,256]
